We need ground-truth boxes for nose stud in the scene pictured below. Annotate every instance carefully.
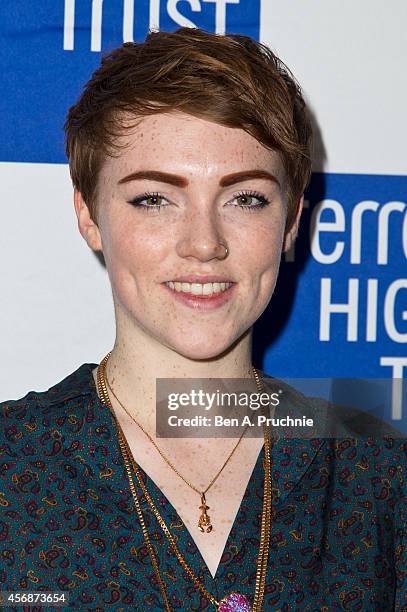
[219,243,229,258]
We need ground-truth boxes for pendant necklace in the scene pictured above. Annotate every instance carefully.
[102,350,251,533]
[97,353,273,611]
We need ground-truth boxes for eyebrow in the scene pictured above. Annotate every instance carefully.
[117,169,281,189]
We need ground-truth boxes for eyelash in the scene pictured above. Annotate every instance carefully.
[127,190,270,213]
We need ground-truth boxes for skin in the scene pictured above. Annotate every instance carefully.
[75,110,302,377]
[73,111,303,576]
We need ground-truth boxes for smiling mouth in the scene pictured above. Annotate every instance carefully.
[165,281,234,296]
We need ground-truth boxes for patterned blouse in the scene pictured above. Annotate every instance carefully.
[0,363,406,611]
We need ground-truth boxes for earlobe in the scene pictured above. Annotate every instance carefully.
[73,190,103,252]
[283,195,304,253]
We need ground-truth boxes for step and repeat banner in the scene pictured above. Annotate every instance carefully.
[1,1,406,431]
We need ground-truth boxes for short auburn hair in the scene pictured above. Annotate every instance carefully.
[65,27,312,232]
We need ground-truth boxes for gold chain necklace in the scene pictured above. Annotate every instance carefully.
[102,350,250,533]
[97,354,273,612]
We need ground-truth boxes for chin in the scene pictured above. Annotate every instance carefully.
[168,338,237,361]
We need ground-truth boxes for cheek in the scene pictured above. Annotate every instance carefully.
[108,216,162,263]
[103,217,169,284]
[239,218,285,278]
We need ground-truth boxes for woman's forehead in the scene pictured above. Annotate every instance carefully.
[102,112,283,180]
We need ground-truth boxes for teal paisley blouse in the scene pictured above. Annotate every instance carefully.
[0,363,406,611]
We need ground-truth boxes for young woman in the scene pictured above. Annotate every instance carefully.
[1,27,405,612]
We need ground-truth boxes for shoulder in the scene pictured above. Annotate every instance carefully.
[0,362,104,591]
[260,371,406,487]
[261,370,406,439]
[0,362,99,453]
[1,362,98,408]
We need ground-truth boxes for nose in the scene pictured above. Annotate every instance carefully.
[175,205,229,262]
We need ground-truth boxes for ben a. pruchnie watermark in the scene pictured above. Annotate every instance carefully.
[156,377,317,438]
[155,377,407,439]
[166,412,314,429]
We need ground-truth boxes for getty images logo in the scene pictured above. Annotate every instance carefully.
[63,0,245,52]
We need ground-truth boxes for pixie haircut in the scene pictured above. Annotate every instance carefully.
[65,27,312,232]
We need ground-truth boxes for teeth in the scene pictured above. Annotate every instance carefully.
[166,281,232,295]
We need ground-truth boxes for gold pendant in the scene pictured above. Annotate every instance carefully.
[198,492,213,533]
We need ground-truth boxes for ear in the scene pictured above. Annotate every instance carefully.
[283,195,304,253]
[73,190,103,252]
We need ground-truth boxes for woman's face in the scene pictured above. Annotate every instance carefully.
[77,112,301,359]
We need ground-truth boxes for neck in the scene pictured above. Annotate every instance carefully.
[97,318,254,436]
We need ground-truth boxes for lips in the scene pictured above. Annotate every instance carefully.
[162,279,237,311]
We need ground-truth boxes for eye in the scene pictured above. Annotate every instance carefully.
[127,191,168,212]
[232,190,270,212]
[127,189,271,213]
